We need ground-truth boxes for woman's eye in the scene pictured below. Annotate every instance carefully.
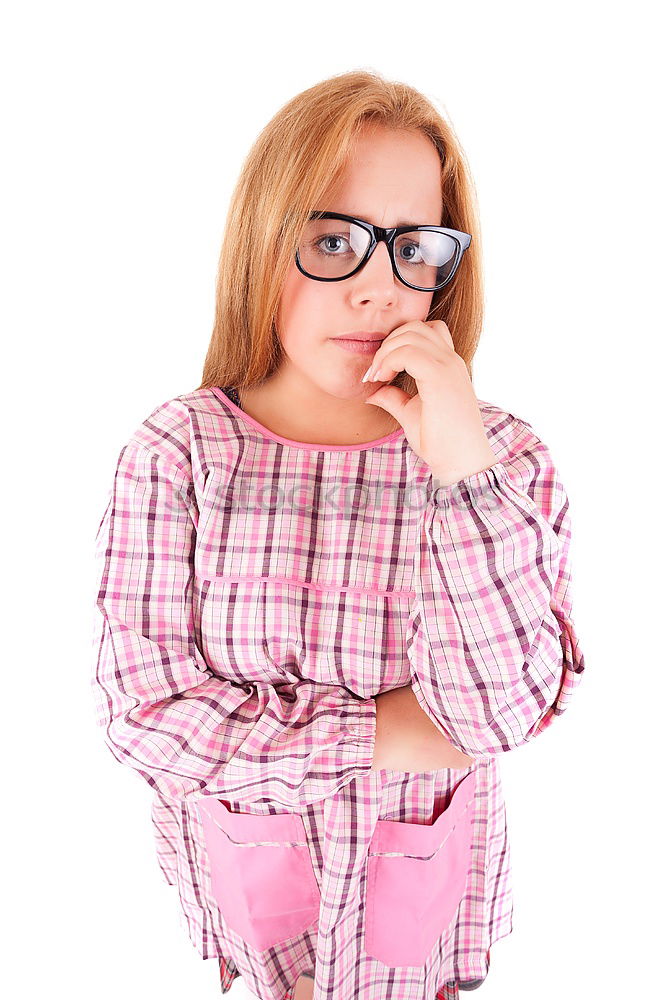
[397,241,422,264]
[313,234,351,255]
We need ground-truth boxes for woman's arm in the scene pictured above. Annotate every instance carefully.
[406,415,586,761]
[92,437,377,809]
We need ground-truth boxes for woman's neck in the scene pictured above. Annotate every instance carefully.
[237,377,401,446]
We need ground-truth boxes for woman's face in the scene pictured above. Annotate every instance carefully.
[274,125,443,406]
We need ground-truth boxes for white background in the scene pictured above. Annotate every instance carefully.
[3,2,664,998]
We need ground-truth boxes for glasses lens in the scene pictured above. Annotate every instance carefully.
[394,230,460,289]
[297,218,461,289]
[298,217,371,279]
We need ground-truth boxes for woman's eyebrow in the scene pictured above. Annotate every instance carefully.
[336,212,438,228]
[395,219,441,228]
[375,219,436,228]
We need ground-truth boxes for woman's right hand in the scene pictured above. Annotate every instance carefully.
[371,685,475,772]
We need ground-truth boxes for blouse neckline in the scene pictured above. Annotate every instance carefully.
[210,386,406,453]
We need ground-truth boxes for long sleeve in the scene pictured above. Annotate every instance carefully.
[406,415,585,760]
[91,437,377,808]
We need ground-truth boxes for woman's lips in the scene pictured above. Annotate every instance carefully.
[331,338,383,355]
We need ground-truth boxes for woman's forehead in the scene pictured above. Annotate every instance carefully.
[321,133,442,224]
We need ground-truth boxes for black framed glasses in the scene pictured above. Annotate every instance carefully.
[295,211,472,292]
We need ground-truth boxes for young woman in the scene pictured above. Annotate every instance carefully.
[92,70,586,1000]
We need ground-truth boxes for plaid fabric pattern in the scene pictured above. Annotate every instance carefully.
[92,388,585,1000]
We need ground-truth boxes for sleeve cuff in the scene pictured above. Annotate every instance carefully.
[429,460,511,510]
[351,695,377,769]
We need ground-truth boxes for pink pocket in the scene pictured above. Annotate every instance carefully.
[364,770,477,967]
[197,799,321,951]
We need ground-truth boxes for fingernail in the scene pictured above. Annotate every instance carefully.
[361,365,373,382]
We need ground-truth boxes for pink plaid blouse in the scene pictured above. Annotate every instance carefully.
[91,386,585,1000]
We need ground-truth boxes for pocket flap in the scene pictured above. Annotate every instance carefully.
[369,769,477,858]
[197,798,306,844]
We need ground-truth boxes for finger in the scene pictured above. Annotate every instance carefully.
[365,344,441,383]
[362,326,433,380]
[384,320,441,350]
[427,319,454,347]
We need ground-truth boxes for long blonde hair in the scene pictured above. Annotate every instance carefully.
[199,69,484,395]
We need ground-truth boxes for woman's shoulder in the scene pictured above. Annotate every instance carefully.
[124,387,228,476]
[476,395,554,467]
[477,393,534,434]
[476,394,568,514]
